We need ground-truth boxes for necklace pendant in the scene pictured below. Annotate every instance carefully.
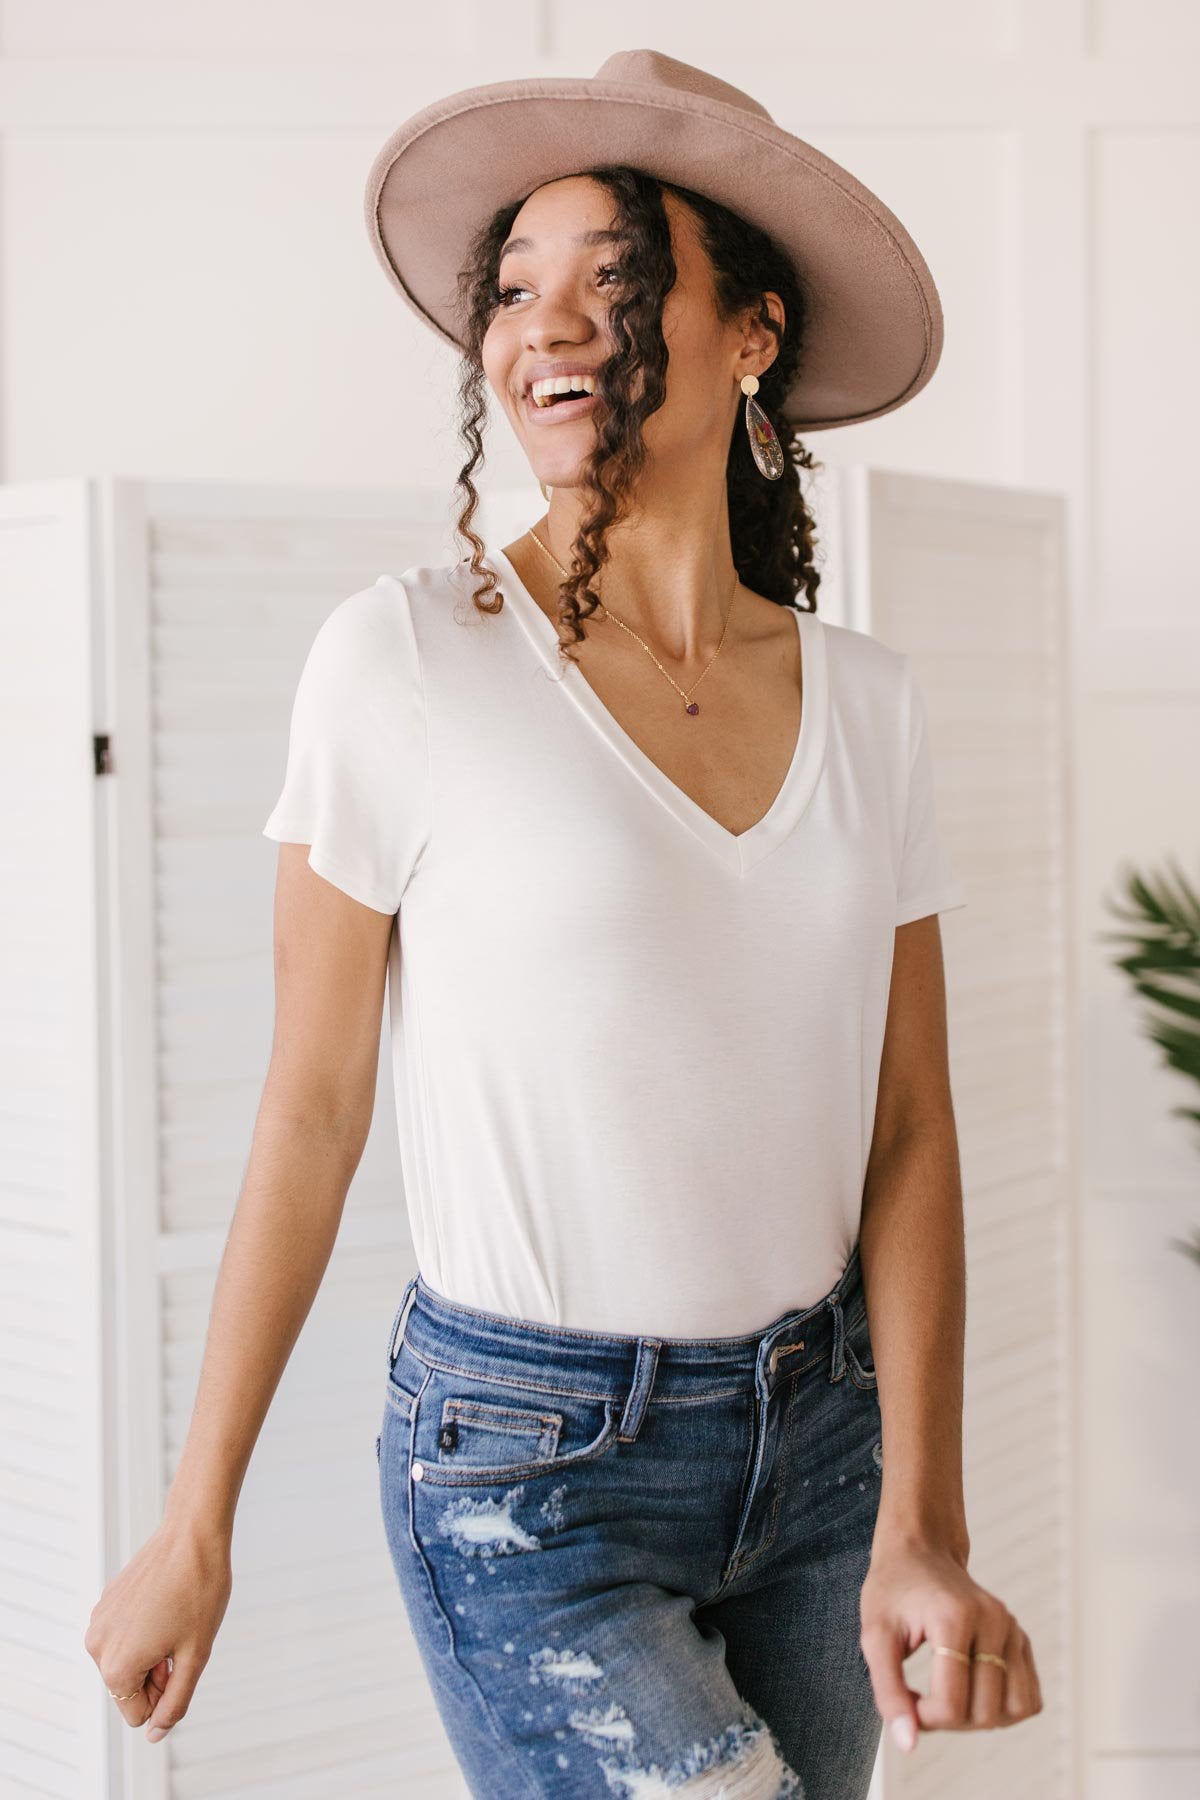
[685,701,700,716]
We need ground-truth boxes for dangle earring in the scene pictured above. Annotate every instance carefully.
[740,375,785,480]
[539,480,553,501]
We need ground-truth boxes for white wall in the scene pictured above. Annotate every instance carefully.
[3,4,1197,1795]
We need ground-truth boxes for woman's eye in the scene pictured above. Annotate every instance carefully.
[494,264,623,308]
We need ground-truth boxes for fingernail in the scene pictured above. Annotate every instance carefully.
[146,1726,169,1743]
[890,1715,916,1752]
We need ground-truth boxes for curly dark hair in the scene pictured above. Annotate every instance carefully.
[450,165,823,664]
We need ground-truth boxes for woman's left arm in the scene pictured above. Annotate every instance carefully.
[857,913,1044,1756]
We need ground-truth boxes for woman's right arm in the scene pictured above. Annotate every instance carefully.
[83,843,397,1745]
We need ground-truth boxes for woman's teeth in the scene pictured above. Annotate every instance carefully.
[530,375,597,407]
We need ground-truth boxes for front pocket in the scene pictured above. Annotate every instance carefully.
[411,1369,620,1488]
[437,1395,564,1466]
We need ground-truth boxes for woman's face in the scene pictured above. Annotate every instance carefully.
[482,174,757,492]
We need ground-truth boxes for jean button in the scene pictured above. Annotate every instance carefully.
[412,1460,425,1481]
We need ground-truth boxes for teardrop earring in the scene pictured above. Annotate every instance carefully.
[539,480,553,502]
[740,375,785,481]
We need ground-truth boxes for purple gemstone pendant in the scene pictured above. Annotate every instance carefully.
[685,701,700,715]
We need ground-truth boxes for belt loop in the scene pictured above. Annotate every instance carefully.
[826,1293,846,1384]
[388,1274,418,1370]
[617,1337,661,1443]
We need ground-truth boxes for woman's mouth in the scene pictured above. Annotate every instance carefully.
[522,389,599,425]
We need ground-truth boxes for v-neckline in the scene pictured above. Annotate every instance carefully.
[488,545,829,877]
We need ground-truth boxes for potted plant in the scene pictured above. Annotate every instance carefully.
[1102,854,1200,1266]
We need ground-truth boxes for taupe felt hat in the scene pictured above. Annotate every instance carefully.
[364,47,943,432]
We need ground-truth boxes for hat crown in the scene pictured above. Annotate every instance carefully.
[591,48,775,125]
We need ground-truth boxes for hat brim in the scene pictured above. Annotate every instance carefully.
[364,76,943,432]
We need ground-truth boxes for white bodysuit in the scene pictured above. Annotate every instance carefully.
[263,546,966,1336]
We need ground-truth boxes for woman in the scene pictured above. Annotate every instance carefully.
[85,49,1042,1799]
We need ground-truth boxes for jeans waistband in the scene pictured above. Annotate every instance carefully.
[385,1243,868,1430]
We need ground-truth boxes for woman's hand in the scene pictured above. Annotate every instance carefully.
[83,1517,233,1745]
[859,1534,1043,1752]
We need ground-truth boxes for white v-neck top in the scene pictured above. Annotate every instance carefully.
[263,549,966,1336]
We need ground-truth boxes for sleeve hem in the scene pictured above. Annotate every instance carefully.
[262,822,398,916]
[895,887,967,927]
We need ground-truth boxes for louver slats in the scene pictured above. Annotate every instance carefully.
[846,470,1073,1799]
[147,487,458,1795]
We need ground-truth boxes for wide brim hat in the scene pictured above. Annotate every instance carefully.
[364,48,943,432]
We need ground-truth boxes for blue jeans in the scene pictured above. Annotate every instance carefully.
[376,1242,884,1799]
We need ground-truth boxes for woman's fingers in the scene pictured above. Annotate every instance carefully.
[859,1618,922,1750]
[911,1604,1042,1733]
[101,1665,155,1728]
[1030,1631,1045,1713]
[1002,1625,1042,1723]
[93,1652,171,1727]
[144,1649,204,1742]
[967,1603,1015,1729]
[914,1607,975,1731]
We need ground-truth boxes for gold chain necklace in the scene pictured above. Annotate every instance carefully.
[524,526,738,718]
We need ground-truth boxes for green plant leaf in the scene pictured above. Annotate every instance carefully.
[1102,855,1200,1264]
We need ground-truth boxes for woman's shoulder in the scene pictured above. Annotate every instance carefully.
[816,610,902,669]
[300,573,422,684]
[316,557,478,661]
[814,611,908,708]
[376,556,509,633]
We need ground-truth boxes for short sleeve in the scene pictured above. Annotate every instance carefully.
[262,577,431,915]
[894,657,967,926]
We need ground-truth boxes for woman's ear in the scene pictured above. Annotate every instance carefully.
[737,292,786,383]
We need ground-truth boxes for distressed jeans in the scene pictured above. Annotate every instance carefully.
[376,1242,884,1799]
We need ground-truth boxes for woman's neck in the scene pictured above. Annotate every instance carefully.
[526,505,740,658]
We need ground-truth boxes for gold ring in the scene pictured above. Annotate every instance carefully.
[972,1651,1008,1672]
[931,1644,971,1665]
[108,1687,143,1701]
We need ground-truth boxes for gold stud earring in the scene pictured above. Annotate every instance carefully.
[741,374,785,480]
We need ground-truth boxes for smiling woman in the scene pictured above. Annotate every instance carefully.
[84,45,1041,1800]
[464,164,819,647]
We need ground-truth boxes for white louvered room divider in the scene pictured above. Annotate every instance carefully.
[828,467,1077,1800]
[0,470,1072,1800]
